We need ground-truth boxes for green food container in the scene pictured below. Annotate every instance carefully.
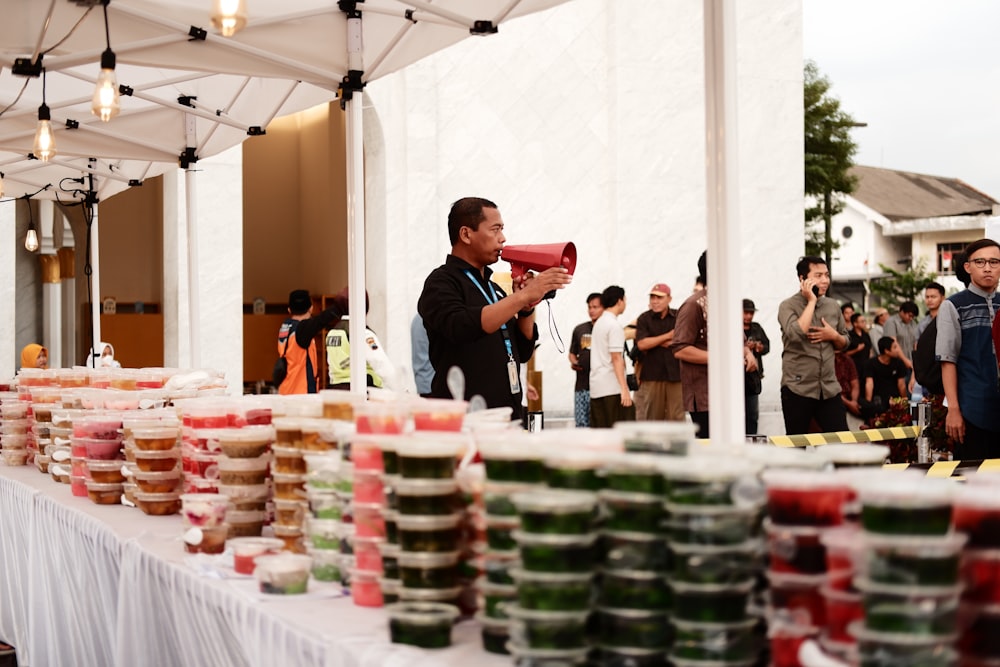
[509,568,594,611]
[665,504,758,546]
[506,605,590,650]
[660,457,763,507]
[477,432,548,483]
[512,489,599,535]
[669,579,754,623]
[671,618,761,661]
[865,534,966,587]
[475,612,511,655]
[597,568,672,611]
[396,512,463,553]
[599,489,666,534]
[603,454,665,495]
[475,577,518,619]
[485,514,521,551]
[394,477,461,516]
[858,579,961,636]
[600,530,670,572]
[394,434,469,479]
[513,530,597,573]
[397,550,460,589]
[668,540,761,585]
[592,607,672,650]
[386,601,460,649]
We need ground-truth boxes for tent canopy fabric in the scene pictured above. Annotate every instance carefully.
[0,0,567,201]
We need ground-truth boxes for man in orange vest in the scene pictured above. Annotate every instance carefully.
[277,288,348,394]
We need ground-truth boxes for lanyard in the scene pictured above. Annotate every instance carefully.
[464,270,515,360]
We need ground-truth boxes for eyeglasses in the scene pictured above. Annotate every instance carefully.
[969,258,1000,268]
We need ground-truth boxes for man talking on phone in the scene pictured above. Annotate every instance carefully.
[777,255,850,435]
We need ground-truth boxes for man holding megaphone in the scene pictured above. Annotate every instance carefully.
[418,197,573,419]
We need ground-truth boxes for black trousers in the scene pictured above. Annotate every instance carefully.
[955,420,1000,462]
[781,386,848,435]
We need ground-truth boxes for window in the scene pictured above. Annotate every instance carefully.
[937,242,966,275]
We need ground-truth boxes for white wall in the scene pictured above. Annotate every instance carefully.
[365,0,804,424]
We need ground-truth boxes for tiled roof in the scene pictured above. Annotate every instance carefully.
[849,165,997,222]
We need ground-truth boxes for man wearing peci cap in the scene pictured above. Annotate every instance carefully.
[277,288,349,395]
[634,283,684,421]
[742,298,770,435]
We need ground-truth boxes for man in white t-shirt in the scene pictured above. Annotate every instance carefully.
[589,285,635,427]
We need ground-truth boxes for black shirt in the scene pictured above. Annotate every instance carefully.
[863,355,907,409]
[847,329,873,379]
[636,308,681,382]
[417,255,537,417]
[570,321,595,392]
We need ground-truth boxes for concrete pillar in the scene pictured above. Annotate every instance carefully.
[162,168,186,368]
[58,247,76,366]
[161,145,244,393]
[39,254,61,367]
[0,201,15,379]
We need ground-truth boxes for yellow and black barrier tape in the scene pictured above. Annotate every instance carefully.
[883,459,1000,479]
[767,426,922,448]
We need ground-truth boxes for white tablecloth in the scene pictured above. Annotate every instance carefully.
[0,465,507,667]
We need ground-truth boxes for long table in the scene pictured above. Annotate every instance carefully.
[0,466,507,667]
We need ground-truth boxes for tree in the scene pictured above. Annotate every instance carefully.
[868,258,937,306]
[804,61,861,268]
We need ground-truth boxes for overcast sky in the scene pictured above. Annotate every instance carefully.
[803,0,1000,198]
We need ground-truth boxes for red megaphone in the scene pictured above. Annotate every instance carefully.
[502,242,577,282]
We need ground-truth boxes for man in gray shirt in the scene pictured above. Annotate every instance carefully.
[883,300,918,393]
[778,256,850,435]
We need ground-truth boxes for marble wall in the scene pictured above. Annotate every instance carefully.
[364,0,805,421]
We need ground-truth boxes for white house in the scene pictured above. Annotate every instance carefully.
[829,165,999,308]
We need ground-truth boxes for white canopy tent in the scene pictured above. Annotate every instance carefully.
[1,0,747,445]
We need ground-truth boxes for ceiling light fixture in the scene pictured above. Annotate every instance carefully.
[211,0,247,37]
[24,198,39,252]
[33,69,56,161]
[92,0,120,122]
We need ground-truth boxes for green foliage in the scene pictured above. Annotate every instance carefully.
[868,259,937,305]
[804,61,860,258]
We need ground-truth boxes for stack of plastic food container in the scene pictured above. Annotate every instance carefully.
[71,413,123,500]
[955,475,1000,664]
[337,401,406,608]
[847,469,962,666]
[1,396,31,466]
[180,493,230,554]
[506,487,599,663]
[216,425,274,540]
[45,405,80,475]
[388,430,469,616]
[760,466,858,665]
[473,430,550,655]
[27,387,61,466]
[594,455,669,664]
[302,452,344,586]
[129,420,182,514]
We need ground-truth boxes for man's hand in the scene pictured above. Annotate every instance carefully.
[620,387,633,407]
[514,267,572,305]
[946,406,965,444]
[808,318,840,344]
[744,350,758,373]
[331,286,350,316]
[800,277,818,303]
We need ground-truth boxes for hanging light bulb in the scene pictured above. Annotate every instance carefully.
[92,2,119,121]
[92,48,120,122]
[24,200,39,252]
[211,0,247,37]
[0,173,5,199]
[24,226,39,252]
[33,103,55,162]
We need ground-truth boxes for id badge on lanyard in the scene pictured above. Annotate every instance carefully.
[466,270,521,396]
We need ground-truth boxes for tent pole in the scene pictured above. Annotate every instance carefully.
[90,205,102,364]
[185,166,200,369]
[345,90,366,396]
[703,0,744,445]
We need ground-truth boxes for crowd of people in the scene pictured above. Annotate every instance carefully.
[269,197,1000,456]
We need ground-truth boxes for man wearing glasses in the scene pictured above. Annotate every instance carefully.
[936,238,1000,459]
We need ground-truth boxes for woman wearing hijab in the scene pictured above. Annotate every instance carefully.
[86,342,121,368]
[20,344,48,369]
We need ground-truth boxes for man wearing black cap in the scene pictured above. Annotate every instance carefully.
[742,298,770,434]
[277,288,348,395]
